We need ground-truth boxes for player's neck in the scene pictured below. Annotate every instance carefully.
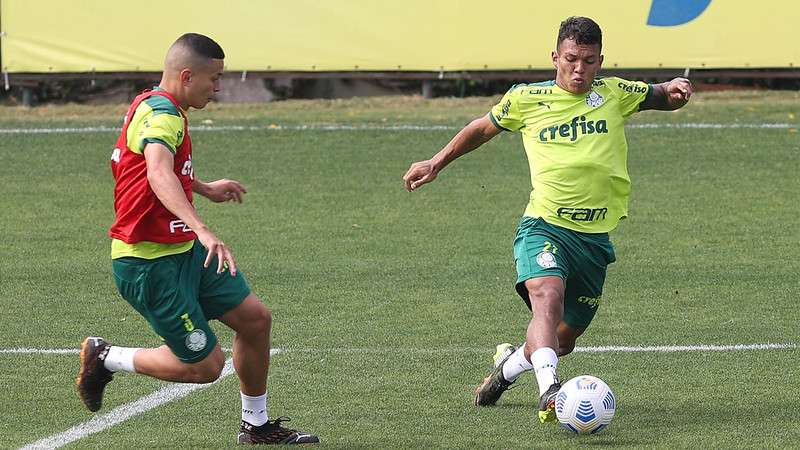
[157,78,189,111]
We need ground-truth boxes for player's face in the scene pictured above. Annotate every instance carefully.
[552,39,603,94]
[186,59,224,109]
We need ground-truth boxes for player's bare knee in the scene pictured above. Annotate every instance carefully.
[183,364,215,383]
[527,282,562,306]
[198,365,223,383]
[529,287,561,305]
[529,290,562,323]
[525,277,564,305]
[188,348,224,382]
[246,302,271,337]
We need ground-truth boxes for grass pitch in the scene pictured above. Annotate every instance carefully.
[1,91,798,449]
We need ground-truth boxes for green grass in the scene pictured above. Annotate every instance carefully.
[1,92,799,448]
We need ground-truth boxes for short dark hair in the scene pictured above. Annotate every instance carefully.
[174,33,225,59]
[557,16,602,50]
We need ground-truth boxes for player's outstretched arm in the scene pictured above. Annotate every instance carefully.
[193,178,248,203]
[640,77,693,111]
[144,142,237,275]
[403,115,502,191]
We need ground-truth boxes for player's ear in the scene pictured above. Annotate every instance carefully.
[598,54,604,67]
[180,68,192,86]
[551,50,559,68]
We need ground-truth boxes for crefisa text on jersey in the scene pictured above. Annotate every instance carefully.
[539,115,608,142]
[617,81,648,94]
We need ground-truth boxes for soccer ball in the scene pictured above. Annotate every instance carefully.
[555,375,616,434]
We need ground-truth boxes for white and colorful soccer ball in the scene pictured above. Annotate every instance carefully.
[555,375,616,434]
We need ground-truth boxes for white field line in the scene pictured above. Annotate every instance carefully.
[280,343,798,354]
[573,343,798,353]
[19,358,236,450]
[0,123,796,135]
[2,342,796,356]
[0,347,235,355]
[19,349,280,450]
[1,348,79,354]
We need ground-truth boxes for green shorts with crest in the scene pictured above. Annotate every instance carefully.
[513,216,616,329]
[112,240,251,363]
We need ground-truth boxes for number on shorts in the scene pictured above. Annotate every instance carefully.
[180,313,195,332]
[543,241,558,254]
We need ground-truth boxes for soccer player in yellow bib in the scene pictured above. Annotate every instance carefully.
[403,16,692,423]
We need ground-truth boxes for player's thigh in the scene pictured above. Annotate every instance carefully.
[562,260,607,330]
[513,216,571,309]
[191,241,253,320]
[559,227,615,329]
[112,254,218,363]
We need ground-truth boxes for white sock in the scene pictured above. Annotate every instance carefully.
[241,392,269,426]
[103,346,139,373]
[531,347,559,395]
[502,345,533,382]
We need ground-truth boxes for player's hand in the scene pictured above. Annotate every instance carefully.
[195,227,237,276]
[403,160,438,191]
[202,179,248,203]
[666,77,692,107]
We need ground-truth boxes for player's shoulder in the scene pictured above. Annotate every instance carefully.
[504,80,557,99]
[595,77,649,96]
[140,93,181,118]
[129,92,183,131]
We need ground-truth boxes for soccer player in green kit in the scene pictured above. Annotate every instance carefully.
[402,16,692,423]
[76,33,318,444]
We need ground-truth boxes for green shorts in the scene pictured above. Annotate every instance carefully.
[513,216,616,329]
[112,240,251,363]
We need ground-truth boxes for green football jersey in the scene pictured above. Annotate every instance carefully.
[489,77,650,233]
